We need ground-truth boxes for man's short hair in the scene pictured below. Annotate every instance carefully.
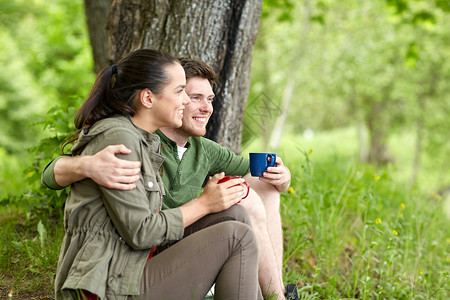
[178,57,218,87]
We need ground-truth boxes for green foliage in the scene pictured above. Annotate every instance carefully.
[0,148,29,196]
[436,0,450,12]
[241,126,449,298]
[262,0,295,21]
[0,30,47,153]
[2,129,449,298]
[280,148,449,299]
[0,0,93,154]
[262,0,328,24]
[0,0,93,208]
[0,0,448,297]
[1,98,81,212]
[248,0,450,170]
[386,0,450,17]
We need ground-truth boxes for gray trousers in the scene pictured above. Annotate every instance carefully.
[134,205,262,300]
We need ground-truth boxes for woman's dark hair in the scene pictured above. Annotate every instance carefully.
[63,49,178,151]
[75,49,178,130]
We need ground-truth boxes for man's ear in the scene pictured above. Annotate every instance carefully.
[139,89,153,108]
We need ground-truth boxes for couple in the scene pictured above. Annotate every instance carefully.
[43,49,297,299]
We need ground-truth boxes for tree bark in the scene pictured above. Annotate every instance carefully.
[366,100,394,165]
[269,78,294,151]
[365,73,397,166]
[357,122,369,163]
[83,0,112,73]
[107,0,263,153]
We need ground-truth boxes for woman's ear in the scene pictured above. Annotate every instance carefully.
[139,89,153,108]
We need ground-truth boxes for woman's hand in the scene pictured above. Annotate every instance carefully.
[198,173,246,213]
[179,173,245,227]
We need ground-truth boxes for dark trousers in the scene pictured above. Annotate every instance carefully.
[134,205,262,300]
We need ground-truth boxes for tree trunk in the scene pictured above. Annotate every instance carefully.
[83,0,112,73]
[411,106,424,187]
[107,0,263,154]
[366,100,394,165]
[364,74,397,166]
[357,122,369,163]
[269,78,295,151]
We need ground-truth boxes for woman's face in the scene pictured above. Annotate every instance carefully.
[152,63,190,129]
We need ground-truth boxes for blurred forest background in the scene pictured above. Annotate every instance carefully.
[0,0,449,298]
[244,0,449,190]
[1,0,448,198]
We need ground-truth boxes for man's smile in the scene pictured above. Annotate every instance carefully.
[193,117,208,123]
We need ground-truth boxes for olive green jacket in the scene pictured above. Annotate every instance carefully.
[55,116,184,299]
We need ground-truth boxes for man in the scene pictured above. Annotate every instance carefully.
[42,58,298,299]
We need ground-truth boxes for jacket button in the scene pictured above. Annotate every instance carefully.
[148,181,154,188]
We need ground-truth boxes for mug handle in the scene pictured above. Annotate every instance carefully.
[268,154,277,167]
[238,181,250,203]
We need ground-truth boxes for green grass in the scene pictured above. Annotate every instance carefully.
[1,126,449,299]
[0,149,31,198]
[280,151,449,299]
[244,126,449,299]
[0,207,63,299]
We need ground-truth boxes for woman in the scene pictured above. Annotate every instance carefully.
[54,49,261,299]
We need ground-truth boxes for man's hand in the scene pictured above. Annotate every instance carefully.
[82,145,141,190]
[54,145,141,190]
[259,156,291,192]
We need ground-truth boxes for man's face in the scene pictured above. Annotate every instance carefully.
[178,76,214,137]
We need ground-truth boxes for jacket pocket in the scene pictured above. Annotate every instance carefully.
[142,173,162,212]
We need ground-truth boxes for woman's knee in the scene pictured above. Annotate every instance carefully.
[206,204,252,226]
[185,205,252,237]
[218,221,258,251]
[223,204,252,226]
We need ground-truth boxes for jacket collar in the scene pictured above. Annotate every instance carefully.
[72,115,161,154]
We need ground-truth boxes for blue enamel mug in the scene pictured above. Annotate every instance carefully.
[249,153,277,177]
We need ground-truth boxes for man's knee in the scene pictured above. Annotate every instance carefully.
[244,174,279,195]
[240,190,267,225]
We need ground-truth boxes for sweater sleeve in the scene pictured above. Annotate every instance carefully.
[41,153,72,190]
[202,137,250,176]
